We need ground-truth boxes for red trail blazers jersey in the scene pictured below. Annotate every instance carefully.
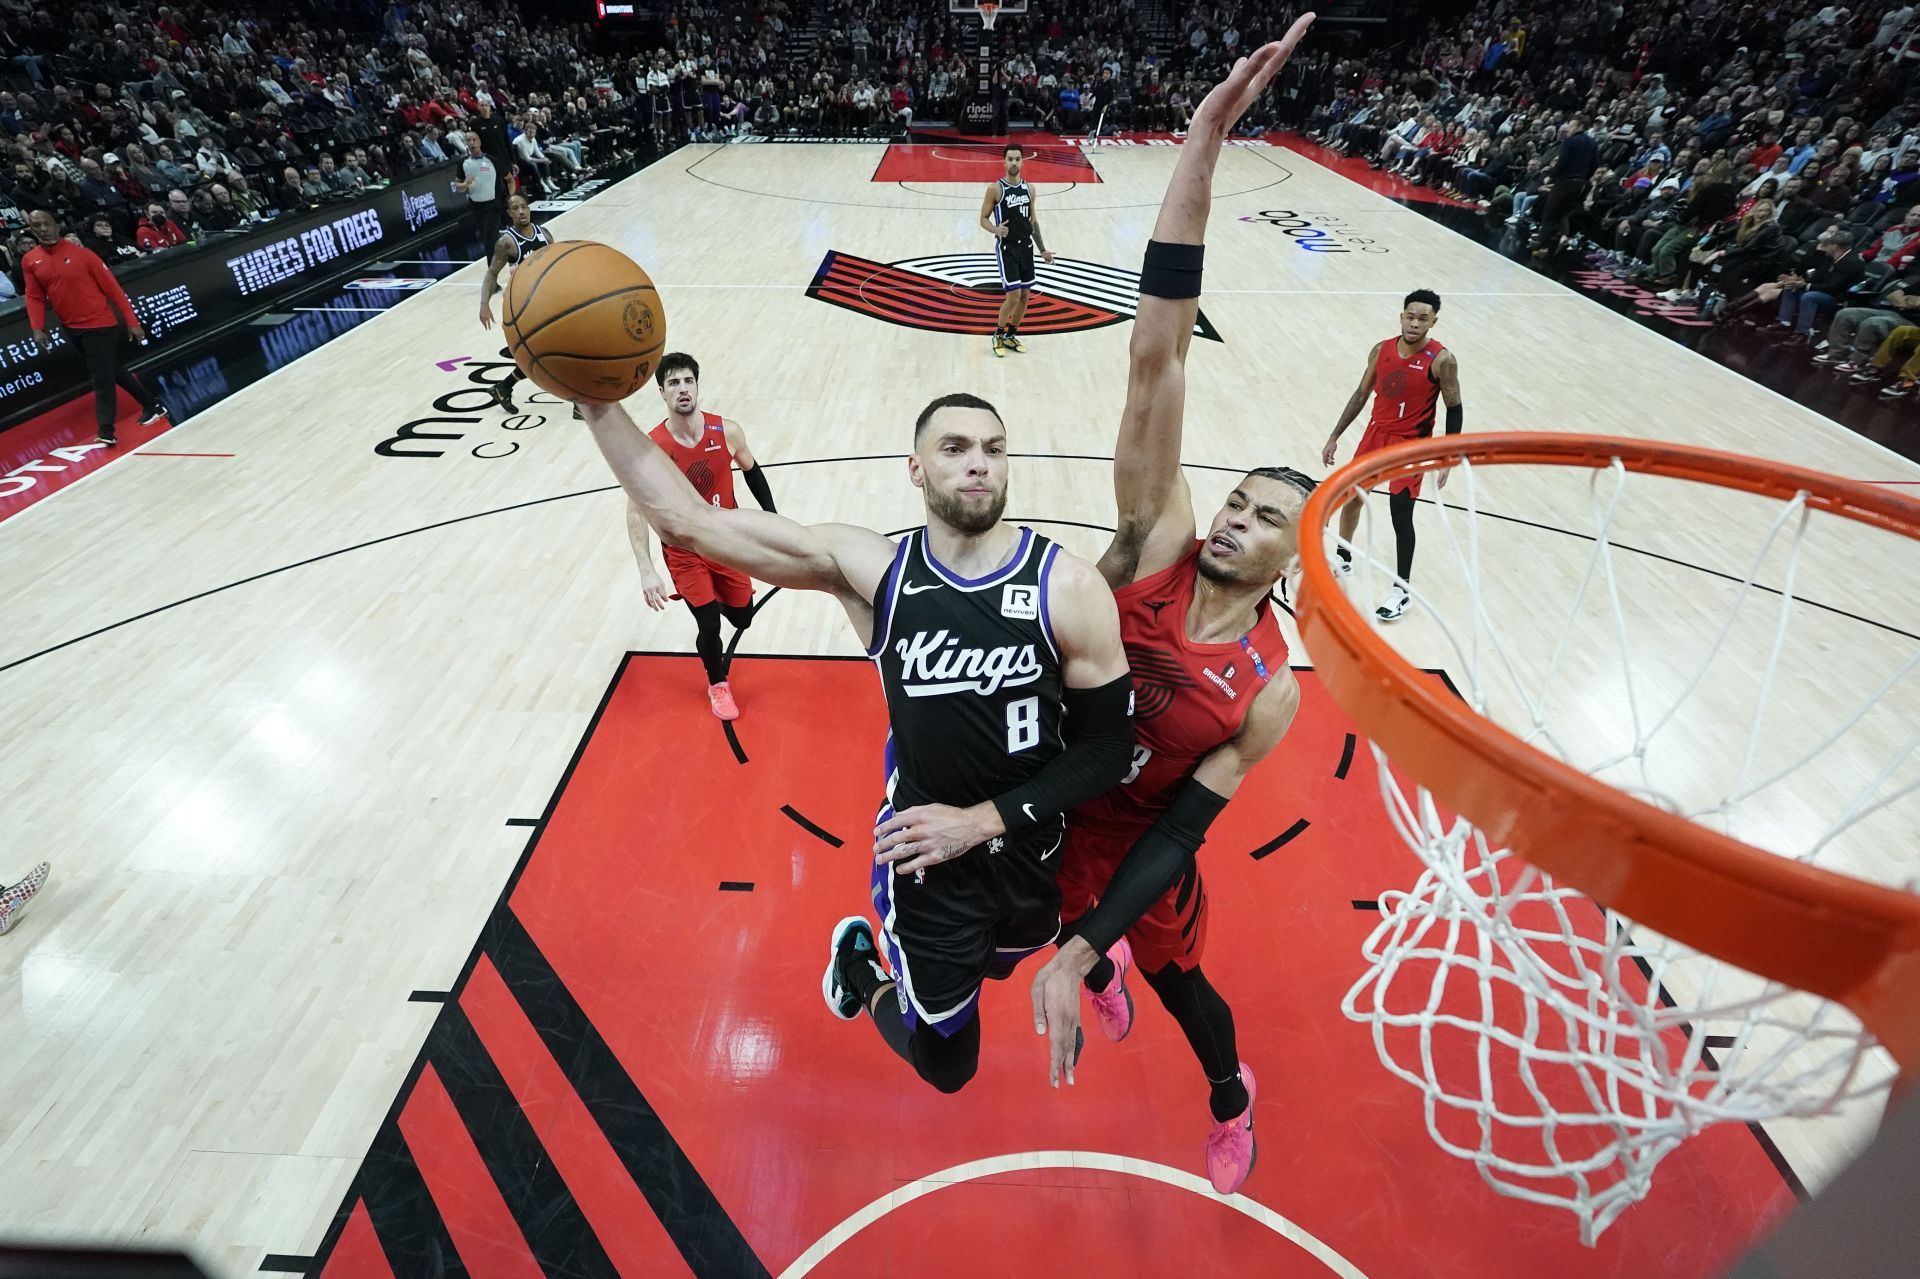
[1074,541,1286,829]
[648,412,734,538]
[1365,336,1445,440]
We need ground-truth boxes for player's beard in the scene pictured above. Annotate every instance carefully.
[924,478,1007,536]
[1194,551,1243,585]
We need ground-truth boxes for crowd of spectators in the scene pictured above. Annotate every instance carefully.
[11,0,1920,401]
[1300,0,1920,399]
[0,0,635,299]
[622,0,1314,142]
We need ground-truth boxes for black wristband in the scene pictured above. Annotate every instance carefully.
[1444,403,1464,436]
[1076,778,1231,956]
[1139,239,1205,299]
[991,674,1135,834]
[741,462,776,512]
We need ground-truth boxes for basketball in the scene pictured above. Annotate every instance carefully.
[501,239,666,404]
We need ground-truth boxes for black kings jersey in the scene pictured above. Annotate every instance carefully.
[993,178,1033,245]
[868,526,1065,814]
[503,221,553,264]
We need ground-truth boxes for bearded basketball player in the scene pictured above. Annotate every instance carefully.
[580,393,1133,1097]
[1026,21,1315,1197]
[476,192,579,420]
[981,144,1055,358]
[1319,290,1464,622]
[624,352,778,720]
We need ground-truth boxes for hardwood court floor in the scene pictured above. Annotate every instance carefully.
[1,140,1915,1276]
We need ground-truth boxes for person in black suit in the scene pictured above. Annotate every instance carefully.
[1532,115,1598,257]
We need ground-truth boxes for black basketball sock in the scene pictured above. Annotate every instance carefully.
[863,984,983,1094]
[1389,488,1417,582]
[1207,1068,1251,1123]
[1143,961,1246,1121]
[690,602,727,683]
[847,950,893,1013]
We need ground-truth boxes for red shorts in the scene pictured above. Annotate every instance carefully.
[1355,421,1426,497]
[1057,819,1209,974]
[663,544,753,609]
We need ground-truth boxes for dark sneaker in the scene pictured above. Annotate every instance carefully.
[823,915,888,1020]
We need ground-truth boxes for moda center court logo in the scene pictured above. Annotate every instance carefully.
[805,251,1221,340]
[1239,209,1389,253]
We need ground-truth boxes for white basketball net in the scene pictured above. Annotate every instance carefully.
[976,0,1000,29]
[1332,455,1920,1244]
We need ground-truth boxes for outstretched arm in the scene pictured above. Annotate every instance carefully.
[581,401,893,621]
[1029,668,1301,1085]
[1320,341,1380,468]
[1099,18,1315,591]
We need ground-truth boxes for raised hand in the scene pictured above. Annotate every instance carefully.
[1188,13,1315,139]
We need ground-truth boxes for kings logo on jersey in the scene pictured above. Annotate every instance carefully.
[892,629,1044,698]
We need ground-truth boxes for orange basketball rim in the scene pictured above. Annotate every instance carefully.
[1295,431,1920,1083]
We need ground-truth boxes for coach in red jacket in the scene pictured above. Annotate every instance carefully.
[22,207,167,446]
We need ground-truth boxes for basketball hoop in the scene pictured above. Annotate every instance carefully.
[976,0,1001,30]
[1295,432,1920,1243]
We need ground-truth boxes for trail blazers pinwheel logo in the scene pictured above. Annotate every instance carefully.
[806,251,1222,340]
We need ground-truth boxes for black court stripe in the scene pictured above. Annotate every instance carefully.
[1334,733,1357,780]
[486,908,774,1279]
[257,1256,313,1273]
[781,804,845,848]
[718,881,754,892]
[722,721,747,764]
[1249,819,1311,861]
[432,1008,619,1279]
[293,656,634,1271]
[355,1131,465,1279]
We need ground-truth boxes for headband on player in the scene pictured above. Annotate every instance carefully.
[1139,240,1204,300]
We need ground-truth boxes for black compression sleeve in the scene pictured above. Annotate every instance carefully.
[1139,240,1204,299]
[991,675,1134,834]
[1445,403,1464,436]
[741,463,775,512]
[1075,778,1230,955]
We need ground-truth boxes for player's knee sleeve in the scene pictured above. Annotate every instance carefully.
[910,1020,980,1094]
[721,602,755,631]
[690,601,724,642]
[1389,488,1417,533]
[1142,958,1203,1006]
